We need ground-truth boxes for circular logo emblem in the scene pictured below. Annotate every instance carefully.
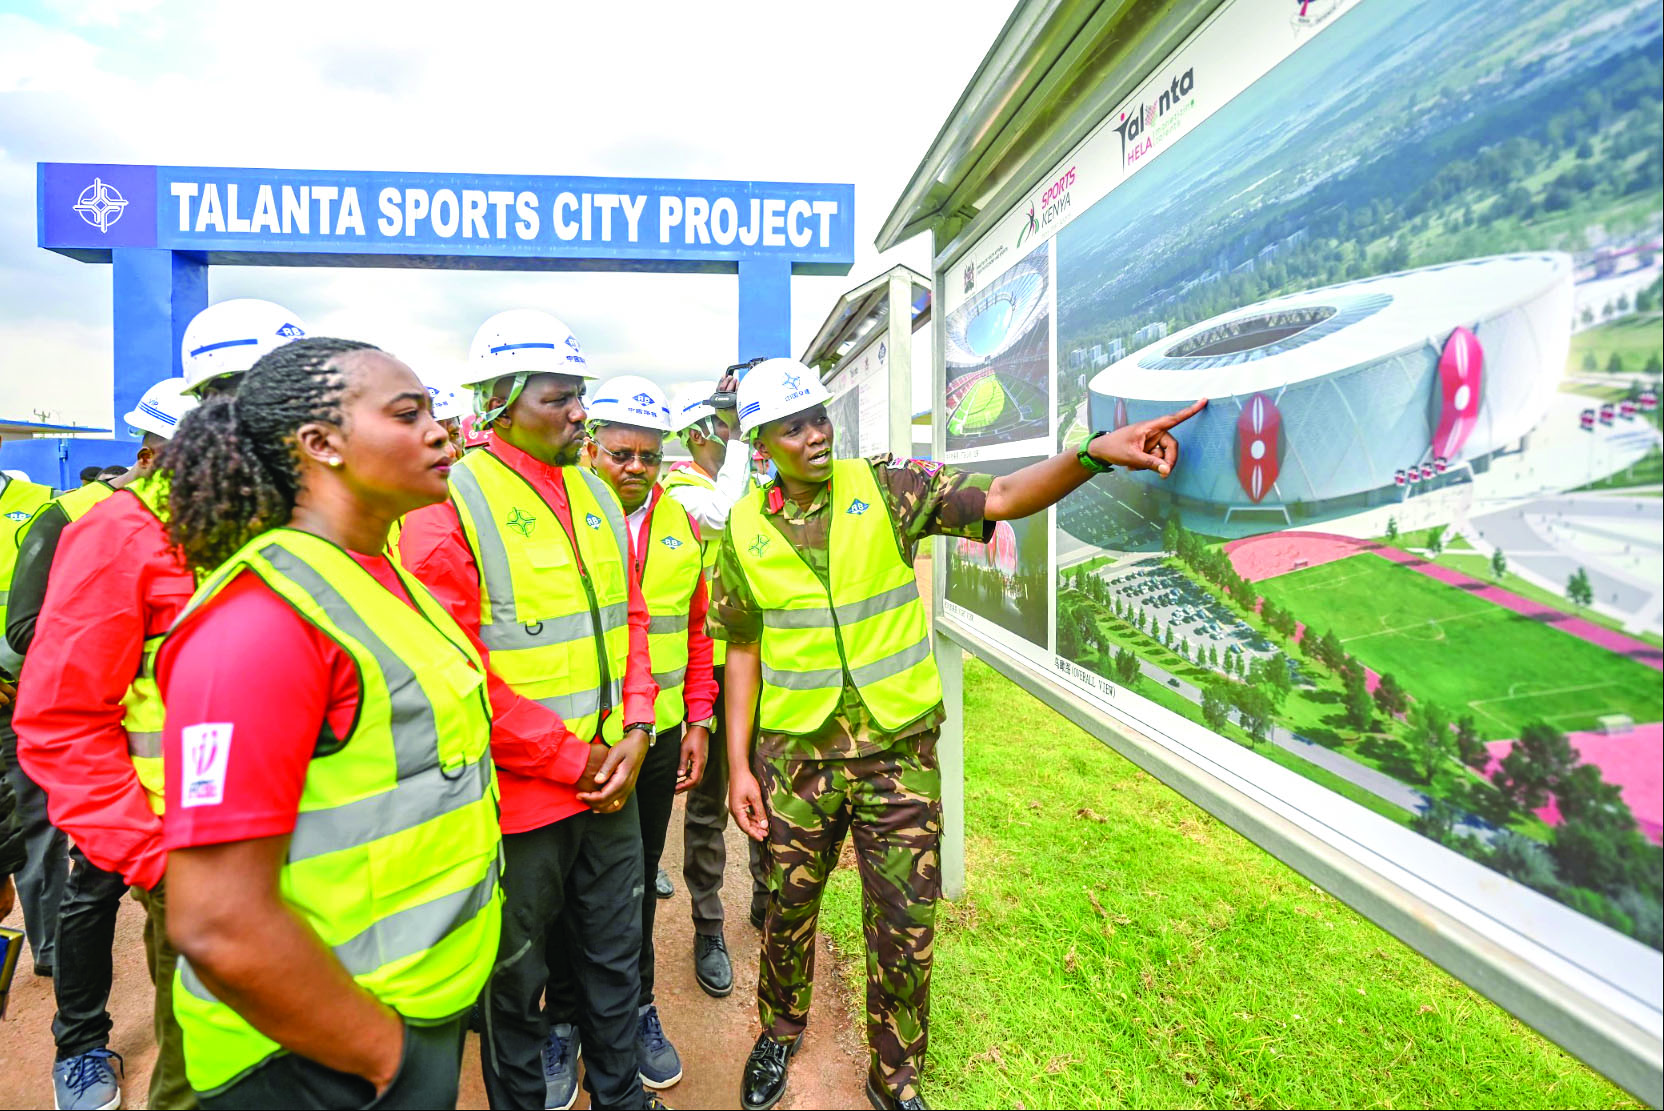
[74,177,128,233]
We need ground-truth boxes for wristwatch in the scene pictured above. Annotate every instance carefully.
[1077,431,1115,475]
[624,722,657,745]
[688,716,717,732]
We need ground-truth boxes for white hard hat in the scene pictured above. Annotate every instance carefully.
[124,377,199,440]
[180,299,308,396]
[463,309,594,388]
[2,469,31,483]
[737,359,831,437]
[463,309,594,427]
[668,381,719,433]
[426,383,469,422]
[588,375,671,433]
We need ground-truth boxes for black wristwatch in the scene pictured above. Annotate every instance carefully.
[624,722,657,745]
[1077,431,1115,475]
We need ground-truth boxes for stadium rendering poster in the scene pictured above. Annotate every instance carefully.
[937,0,1664,1020]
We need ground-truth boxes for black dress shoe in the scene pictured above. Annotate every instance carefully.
[693,931,734,997]
[748,895,768,930]
[655,867,674,899]
[865,1070,930,1111]
[740,1032,799,1111]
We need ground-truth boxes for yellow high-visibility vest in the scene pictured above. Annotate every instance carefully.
[168,527,501,1094]
[726,458,940,734]
[635,493,702,731]
[0,474,55,665]
[122,474,171,813]
[445,450,632,743]
[660,463,725,667]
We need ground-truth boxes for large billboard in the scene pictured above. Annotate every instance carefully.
[938,0,1663,1050]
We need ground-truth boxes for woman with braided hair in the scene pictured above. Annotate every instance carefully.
[153,337,503,1109]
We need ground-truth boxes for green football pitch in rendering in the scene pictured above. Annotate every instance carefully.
[948,374,1007,434]
[1257,553,1663,739]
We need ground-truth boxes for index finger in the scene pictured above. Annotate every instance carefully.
[1149,397,1208,431]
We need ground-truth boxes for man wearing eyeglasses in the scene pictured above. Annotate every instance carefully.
[539,374,718,1097]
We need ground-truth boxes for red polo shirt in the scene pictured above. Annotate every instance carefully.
[397,440,657,834]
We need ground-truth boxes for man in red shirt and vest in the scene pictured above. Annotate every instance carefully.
[398,310,660,1111]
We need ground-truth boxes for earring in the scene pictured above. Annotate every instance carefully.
[326,458,344,469]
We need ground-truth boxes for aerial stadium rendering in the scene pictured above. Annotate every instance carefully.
[1087,254,1574,523]
[945,241,1051,450]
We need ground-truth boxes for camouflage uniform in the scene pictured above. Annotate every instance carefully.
[709,455,992,1102]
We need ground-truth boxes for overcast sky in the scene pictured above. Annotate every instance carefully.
[0,0,1013,427]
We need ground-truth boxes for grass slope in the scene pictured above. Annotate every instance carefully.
[815,659,1634,1108]
[1256,554,1661,739]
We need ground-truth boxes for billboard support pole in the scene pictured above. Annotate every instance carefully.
[738,256,792,362]
[886,269,912,459]
[929,258,966,901]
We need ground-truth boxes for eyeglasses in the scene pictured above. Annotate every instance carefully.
[596,444,663,468]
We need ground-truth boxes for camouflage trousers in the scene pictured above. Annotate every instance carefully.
[757,733,941,1102]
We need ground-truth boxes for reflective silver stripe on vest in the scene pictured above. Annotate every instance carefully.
[450,463,521,630]
[652,667,686,692]
[763,634,932,692]
[288,752,492,864]
[760,582,920,631]
[536,680,623,725]
[258,545,456,785]
[126,731,162,760]
[179,858,499,1001]
[478,604,627,653]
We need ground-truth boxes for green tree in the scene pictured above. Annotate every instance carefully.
[1113,648,1142,687]
[1414,701,1453,784]
[1567,567,1594,608]
[1385,516,1399,543]
[1344,668,1373,733]
[1581,351,1599,372]
[1492,721,1577,813]
[1455,715,1487,769]
[1606,352,1625,374]
[1201,683,1231,733]
[1490,548,1507,580]
[1373,672,1409,717]
[1233,685,1275,746]
[1425,525,1446,556]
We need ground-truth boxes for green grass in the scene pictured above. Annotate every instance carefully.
[1257,554,1662,739]
[815,658,1636,1108]
[1568,314,1664,377]
[1575,445,1663,492]
[1436,553,1664,649]
[948,375,1008,434]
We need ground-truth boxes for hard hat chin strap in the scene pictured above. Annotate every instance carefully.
[474,372,528,428]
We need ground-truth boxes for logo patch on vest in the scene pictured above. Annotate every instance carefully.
[585,513,603,530]
[846,498,870,515]
[4,510,29,522]
[748,534,770,558]
[660,535,683,549]
[505,507,536,537]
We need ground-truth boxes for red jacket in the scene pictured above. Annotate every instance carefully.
[13,491,193,890]
[398,440,657,834]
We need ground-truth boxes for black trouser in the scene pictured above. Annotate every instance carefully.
[549,729,679,1018]
[198,1017,467,1110]
[0,707,67,972]
[482,800,645,1111]
[683,667,769,934]
[52,845,128,1058]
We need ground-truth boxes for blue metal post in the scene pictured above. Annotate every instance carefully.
[112,249,206,428]
[736,256,792,363]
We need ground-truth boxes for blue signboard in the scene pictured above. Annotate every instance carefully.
[39,163,855,273]
[14,162,854,488]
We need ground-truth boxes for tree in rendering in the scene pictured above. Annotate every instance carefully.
[1567,567,1594,608]
[1385,516,1399,543]
[1373,672,1409,717]
[1455,714,1487,769]
[1201,683,1231,733]
[1344,668,1373,733]
[1491,721,1577,813]
[1413,701,1453,784]
[1490,549,1507,580]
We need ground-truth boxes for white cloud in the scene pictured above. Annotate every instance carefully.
[0,0,1012,421]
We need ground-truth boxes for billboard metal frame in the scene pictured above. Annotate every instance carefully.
[905,1,1664,1103]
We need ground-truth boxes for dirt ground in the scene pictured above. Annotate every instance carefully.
[0,793,872,1110]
